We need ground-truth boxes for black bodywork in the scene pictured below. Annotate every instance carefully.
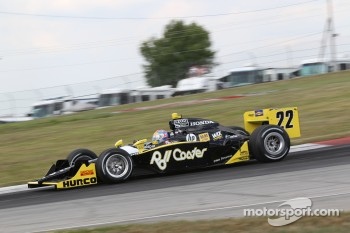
[129,117,250,174]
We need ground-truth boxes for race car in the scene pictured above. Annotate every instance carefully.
[28,107,300,189]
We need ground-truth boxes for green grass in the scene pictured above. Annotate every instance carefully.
[56,212,350,233]
[0,71,350,186]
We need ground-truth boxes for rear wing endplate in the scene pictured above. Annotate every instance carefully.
[243,107,301,138]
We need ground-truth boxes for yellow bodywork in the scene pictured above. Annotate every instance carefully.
[172,113,182,119]
[28,163,98,189]
[243,107,301,138]
[225,141,250,164]
[115,139,123,147]
[133,139,148,153]
[225,107,301,165]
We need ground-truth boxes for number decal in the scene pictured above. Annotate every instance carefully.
[285,110,294,128]
[276,111,284,127]
[276,110,294,128]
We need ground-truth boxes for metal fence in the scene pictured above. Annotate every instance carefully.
[0,73,145,117]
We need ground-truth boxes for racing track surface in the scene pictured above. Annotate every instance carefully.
[0,145,350,233]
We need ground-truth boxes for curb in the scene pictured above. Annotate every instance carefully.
[289,136,350,153]
[315,136,350,146]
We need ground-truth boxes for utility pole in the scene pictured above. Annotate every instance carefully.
[319,0,337,72]
[328,0,337,72]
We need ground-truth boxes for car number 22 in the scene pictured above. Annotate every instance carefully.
[276,110,294,128]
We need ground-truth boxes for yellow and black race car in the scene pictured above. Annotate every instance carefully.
[28,107,300,190]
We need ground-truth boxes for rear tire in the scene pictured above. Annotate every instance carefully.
[66,148,97,166]
[96,148,133,183]
[249,125,290,162]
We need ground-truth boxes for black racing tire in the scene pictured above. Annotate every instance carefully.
[228,126,250,136]
[96,148,133,184]
[66,148,98,166]
[248,125,290,162]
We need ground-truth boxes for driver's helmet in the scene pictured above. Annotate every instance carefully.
[152,129,169,145]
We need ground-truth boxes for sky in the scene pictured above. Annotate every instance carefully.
[0,0,350,115]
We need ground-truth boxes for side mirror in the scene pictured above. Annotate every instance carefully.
[115,140,123,148]
[133,139,147,152]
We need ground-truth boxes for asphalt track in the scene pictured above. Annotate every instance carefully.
[0,144,350,233]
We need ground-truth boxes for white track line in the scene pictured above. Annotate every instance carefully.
[0,184,28,195]
[289,143,329,153]
[0,184,52,195]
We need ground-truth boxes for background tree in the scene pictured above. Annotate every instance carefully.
[140,20,215,87]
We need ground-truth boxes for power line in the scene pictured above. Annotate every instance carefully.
[0,32,323,72]
[0,1,318,20]
[2,43,349,96]
[0,72,143,94]
[1,47,349,113]
[2,32,350,74]
[254,50,350,66]
[219,46,323,65]
[218,32,323,58]
[214,49,350,74]
[3,3,350,59]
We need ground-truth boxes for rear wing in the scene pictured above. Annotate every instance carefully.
[243,107,301,138]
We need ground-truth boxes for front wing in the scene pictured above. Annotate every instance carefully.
[28,162,98,189]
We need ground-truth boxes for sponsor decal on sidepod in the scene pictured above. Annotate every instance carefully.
[212,131,223,140]
[186,133,197,142]
[150,147,207,170]
[199,133,210,142]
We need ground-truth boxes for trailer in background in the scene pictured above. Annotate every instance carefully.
[98,85,175,107]
[300,57,350,76]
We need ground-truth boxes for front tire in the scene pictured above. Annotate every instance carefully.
[66,148,98,166]
[249,125,290,162]
[96,148,133,183]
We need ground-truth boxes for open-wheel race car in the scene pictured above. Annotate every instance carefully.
[28,107,300,189]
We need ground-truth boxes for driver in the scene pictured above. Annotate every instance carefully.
[152,129,172,145]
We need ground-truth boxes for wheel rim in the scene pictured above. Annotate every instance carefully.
[263,132,285,158]
[105,154,129,178]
